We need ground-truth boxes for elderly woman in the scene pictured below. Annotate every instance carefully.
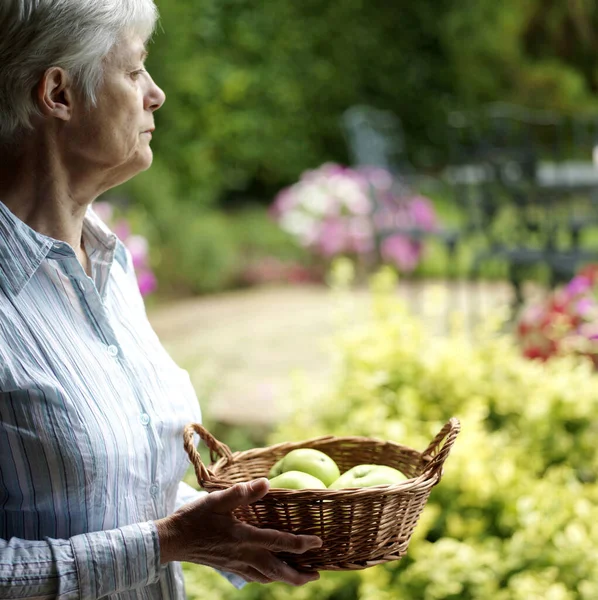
[0,1,322,598]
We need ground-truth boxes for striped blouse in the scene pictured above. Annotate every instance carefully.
[0,201,243,598]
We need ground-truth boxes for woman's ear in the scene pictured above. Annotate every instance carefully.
[37,67,73,122]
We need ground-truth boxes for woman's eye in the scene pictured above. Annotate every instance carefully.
[131,69,147,79]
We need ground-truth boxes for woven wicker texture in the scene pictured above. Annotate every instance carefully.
[183,418,460,571]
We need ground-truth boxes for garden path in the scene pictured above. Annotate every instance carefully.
[148,281,516,427]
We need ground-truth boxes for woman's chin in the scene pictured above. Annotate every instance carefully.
[132,148,154,173]
[139,150,154,171]
[113,151,154,186]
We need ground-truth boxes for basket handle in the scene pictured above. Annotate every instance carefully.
[183,423,234,488]
[421,417,460,479]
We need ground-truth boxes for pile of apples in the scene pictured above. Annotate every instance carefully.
[268,448,407,490]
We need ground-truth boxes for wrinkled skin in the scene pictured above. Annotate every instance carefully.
[155,478,322,585]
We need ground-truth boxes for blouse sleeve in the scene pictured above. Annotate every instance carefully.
[0,521,160,599]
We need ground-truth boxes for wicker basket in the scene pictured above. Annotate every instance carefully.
[183,418,460,571]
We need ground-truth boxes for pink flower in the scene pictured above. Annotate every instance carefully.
[409,196,438,231]
[136,269,157,296]
[270,163,441,272]
[576,297,595,316]
[270,188,297,219]
[90,202,156,297]
[347,217,375,254]
[317,219,349,256]
[317,163,348,179]
[358,167,394,193]
[380,235,422,272]
[126,235,150,269]
[566,275,592,297]
[113,219,131,241]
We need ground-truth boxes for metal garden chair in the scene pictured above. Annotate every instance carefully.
[341,105,461,278]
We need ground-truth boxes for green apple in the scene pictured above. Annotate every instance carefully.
[328,464,407,489]
[268,457,285,479]
[278,448,341,487]
[268,470,327,490]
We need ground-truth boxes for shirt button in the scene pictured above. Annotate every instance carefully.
[140,413,151,426]
[107,345,119,357]
[150,483,159,497]
[53,242,62,250]
[78,280,85,292]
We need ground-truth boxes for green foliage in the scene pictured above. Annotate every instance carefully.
[228,206,309,265]
[442,0,598,114]
[107,0,598,298]
[100,1,598,298]
[109,197,307,296]
[184,262,598,598]
[135,0,598,219]
[154,207,239,295]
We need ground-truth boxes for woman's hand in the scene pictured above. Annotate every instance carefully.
[155,478,322,586]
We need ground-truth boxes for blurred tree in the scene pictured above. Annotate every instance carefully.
[524,0,598,94]
[123,0,598,213]
[444,0,598,113]
[137,0,458,211]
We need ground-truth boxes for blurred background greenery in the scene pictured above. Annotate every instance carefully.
[102,1,598,597]
[103,0,598,301]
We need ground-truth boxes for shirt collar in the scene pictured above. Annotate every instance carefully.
[83,204,128,273]
[0,201,54,296]
[0,200,120,297]
[82,202,119,256]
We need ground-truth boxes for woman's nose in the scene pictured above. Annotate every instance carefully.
[146,76,166,112]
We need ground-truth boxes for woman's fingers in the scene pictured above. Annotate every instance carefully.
[236,566,271,585]
[233,522,322,554]
[211,554,319,587]
[206,479,270,514]
[197,478,323,587]
[249,550,321,586]
[207,480,323,552]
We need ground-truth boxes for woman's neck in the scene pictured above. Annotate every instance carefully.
[0,135,93,269]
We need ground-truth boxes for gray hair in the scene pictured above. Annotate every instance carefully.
[0,0,159,143]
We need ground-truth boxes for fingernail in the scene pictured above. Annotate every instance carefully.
[250,478,269,492]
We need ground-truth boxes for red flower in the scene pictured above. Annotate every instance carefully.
[517,264,598,366]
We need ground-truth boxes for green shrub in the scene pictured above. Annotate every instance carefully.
[151,207,240,296]
[152,206,313,296]
[184,262,598,598]
[103,196,312,297]
[227,205,311,272]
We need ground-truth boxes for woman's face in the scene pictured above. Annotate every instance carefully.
[64,33,166,188]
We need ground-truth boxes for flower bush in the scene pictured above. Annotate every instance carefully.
[517,264,598,364]
[184,261,598,599]
[270,163,438,273]
[92,202,157,296]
